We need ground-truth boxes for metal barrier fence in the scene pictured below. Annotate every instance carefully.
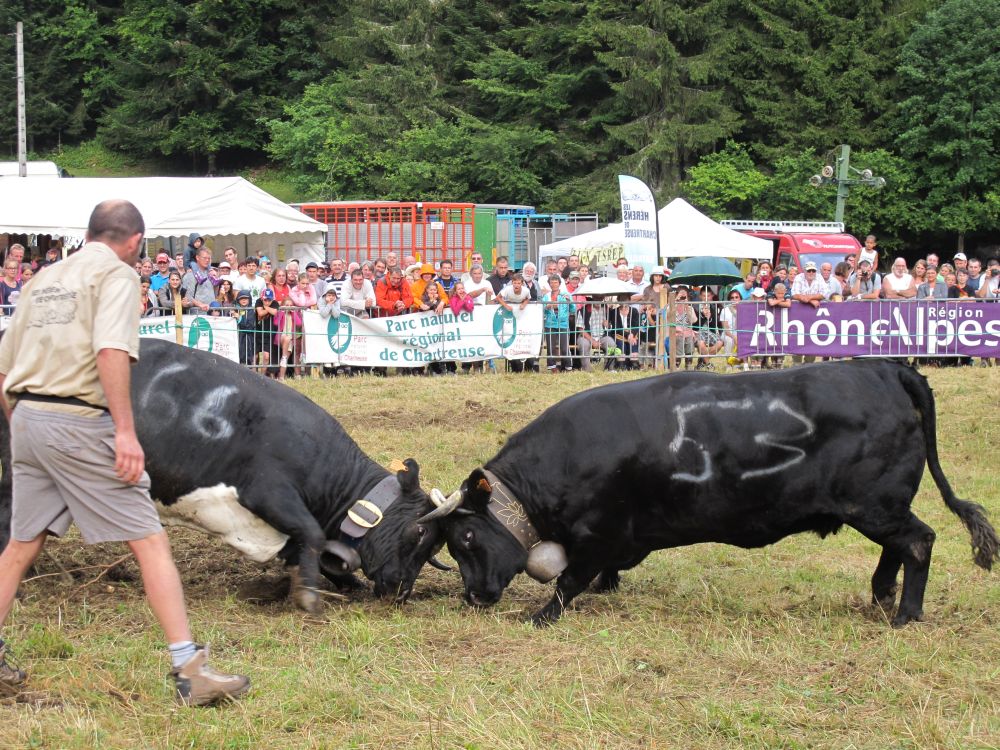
[5,296,996,376]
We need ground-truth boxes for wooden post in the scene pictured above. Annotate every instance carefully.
[667,290,677,372]
[174,291,184,345]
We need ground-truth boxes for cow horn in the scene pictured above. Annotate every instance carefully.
[418,489,463,523]
[525,541,568,583]
[322,540,362,573]
[427,556,454,572]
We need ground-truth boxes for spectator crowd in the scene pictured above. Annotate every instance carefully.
[3,234,998,376]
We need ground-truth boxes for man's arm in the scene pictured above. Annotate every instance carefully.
[96,348,144,485]
[897,278,917,298]
[0,373,9,422]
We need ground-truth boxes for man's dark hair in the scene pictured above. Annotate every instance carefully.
[244,256,258,265]
[87,200,145,244]
[439,259,453,269]
[496,256,509,265]
[387,265,403,277]
[351,268,363,278]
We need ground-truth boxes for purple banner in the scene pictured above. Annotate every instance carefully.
[736,300,1000,358]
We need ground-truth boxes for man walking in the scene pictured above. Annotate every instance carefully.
[0,200,249,707]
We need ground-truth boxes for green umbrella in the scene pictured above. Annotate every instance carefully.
[667,256,743,286]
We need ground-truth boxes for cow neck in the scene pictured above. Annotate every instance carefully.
[317,461,391,537]
[338,473,401,544]
[481,468,541,552]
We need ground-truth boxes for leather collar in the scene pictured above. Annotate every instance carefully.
[482,469,540,551]
[339,475,401,540]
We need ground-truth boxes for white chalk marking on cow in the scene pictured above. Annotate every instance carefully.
[155,484,288,563]
[669,398,815,483]
[141,362,237,440]
[140,362,186,419]
[190,385,239,440]
[670,399,752,483]
[740,401,815,480]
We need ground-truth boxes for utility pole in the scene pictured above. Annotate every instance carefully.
[834,144,851,225]
[808,144,886,224]
[16,22,27,177]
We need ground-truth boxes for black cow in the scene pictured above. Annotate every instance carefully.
[0,339,447,611]
[426,360,998,626]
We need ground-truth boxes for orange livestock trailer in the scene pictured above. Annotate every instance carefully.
[296,201,476,270]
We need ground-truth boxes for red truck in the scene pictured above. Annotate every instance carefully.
[720,220,865,271]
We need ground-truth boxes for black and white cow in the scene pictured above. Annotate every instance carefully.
[426,360,998,626]
[0,339,448,611]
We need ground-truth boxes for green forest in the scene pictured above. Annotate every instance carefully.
[1,0,997,254]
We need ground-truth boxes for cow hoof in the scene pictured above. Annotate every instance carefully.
[592,570,621,593]
[294,586,322,614]
[530,608,560,627]
[872,594,896,613]
[322,571,366,592]
[891,610,923,628]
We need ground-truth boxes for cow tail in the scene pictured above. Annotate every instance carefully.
[897,364,999,571]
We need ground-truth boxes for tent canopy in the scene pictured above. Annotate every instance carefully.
[657,198,771,261]
[536,198,771,266]
[538,223,623,265]
[0,176,325,246]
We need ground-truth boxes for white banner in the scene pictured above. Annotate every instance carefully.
[139,315,240,362]
[302,305,543,367]
[618,174,659,270]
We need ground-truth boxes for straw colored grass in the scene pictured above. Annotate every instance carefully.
[2,365,998,749]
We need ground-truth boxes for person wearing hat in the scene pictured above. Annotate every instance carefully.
[790,261,826,308]
[149,252,173,292]
[230,290,255,365]
[410,263,448,313]
[183,233,205,271]
[953,252,968,272]
[217,260,239,285]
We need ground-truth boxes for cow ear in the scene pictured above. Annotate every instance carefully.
[464,468,492,512]
[397,458,421,492]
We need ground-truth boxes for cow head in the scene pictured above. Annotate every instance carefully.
[354,458,446,603]
[420,468,565,608]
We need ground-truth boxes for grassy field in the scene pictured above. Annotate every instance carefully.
[2,365,998,749]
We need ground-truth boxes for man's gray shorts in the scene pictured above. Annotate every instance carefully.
[11,405,162,544]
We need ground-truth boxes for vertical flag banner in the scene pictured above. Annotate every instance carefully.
[618,175,659,270]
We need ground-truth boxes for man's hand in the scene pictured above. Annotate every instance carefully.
[115,429,145,485]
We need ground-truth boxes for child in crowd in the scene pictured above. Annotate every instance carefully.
[234,290,257,366]
[449,281,474,315]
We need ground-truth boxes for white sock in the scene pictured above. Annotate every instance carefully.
[168,641,197,669]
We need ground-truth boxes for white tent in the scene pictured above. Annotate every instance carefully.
[538,223,624,267]
[0,160,62,178]
[0,176,327,263]
[657,198,771,261]
[536,198,771,267]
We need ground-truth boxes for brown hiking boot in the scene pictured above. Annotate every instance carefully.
[170,645,250,707]
[0,639,27,692]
